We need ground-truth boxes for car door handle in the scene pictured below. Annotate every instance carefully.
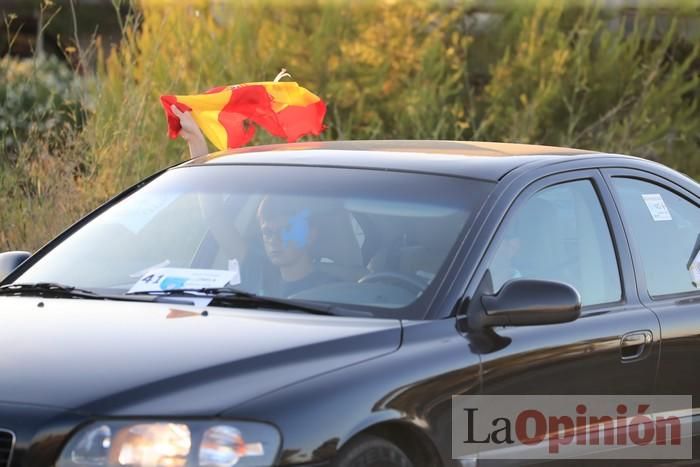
[620,330,652,361]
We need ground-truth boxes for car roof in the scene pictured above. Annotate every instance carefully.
[180,140,621,181]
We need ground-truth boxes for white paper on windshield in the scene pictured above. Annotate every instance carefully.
[689,250,700,287]
[228,259,242,285]
[128,267,240,294]
[642,194,672,221]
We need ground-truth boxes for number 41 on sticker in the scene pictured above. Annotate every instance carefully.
[141,274,164,284]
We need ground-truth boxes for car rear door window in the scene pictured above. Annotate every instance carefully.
[611,177,700,297]
[488,180,621,307]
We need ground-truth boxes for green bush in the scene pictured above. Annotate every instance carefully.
[89,1,700,177]
[0,55,85,159]
[469,4,700,176]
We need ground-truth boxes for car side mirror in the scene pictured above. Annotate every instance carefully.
[0,251,31,280]
[469,279,581,330]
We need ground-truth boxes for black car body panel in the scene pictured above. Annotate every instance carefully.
[0,298,401,415]
[0,403,87,467]
[225,318,479,466]
[1,141,698,466]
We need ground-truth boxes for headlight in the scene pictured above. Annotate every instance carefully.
[56,420,280,467]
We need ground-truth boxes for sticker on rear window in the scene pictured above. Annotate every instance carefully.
[128,267,240,294]
[642,194,672,221]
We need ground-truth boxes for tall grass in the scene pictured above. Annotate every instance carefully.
[1,0,699,251]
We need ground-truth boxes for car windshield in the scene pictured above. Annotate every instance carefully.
[14,165,492,316]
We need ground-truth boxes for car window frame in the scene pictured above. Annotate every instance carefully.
[601,167,700,304]
[458,168,636,320]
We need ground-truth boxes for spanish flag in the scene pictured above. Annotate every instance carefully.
[160,81,326,150]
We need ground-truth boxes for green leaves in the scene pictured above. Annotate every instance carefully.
[0,55,85,160]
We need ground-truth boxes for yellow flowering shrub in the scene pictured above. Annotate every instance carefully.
[1,0,699,250]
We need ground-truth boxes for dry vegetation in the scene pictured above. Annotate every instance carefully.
[1,0,699,250]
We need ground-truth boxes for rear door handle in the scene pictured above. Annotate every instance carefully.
[620,330,652,361]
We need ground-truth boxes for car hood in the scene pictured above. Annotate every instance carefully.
[0,297,401,416]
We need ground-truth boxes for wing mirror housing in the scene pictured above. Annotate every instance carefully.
[0,251,31,280]
[469,279,582,330]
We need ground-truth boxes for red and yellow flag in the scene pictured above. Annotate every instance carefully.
[160,81,326,150]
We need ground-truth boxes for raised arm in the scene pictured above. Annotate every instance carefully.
[170,104,209,159]
[170,105,247,261]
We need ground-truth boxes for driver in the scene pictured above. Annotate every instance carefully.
[257,196,335,297]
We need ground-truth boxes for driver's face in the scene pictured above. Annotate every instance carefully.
[259,214,308,267]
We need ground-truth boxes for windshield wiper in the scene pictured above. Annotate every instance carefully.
[127,287,339,316]
[0,282,100,299]
[1,283,369,316]
[0,282,192,305]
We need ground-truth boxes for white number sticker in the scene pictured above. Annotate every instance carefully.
[642,194,672,221]
[128,267,240,294]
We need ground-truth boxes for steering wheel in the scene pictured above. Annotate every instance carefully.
[357,272,426,294]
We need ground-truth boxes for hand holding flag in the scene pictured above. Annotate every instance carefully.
[169,105,208,159]
[161,73,326,154]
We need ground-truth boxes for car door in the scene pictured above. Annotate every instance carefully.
[603,168,700,458]
[457,169,661,462]
[469,169,660,394]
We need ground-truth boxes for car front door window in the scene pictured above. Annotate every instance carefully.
[488,180,621,307]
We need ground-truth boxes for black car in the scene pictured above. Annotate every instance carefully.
[0,140,698,467]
